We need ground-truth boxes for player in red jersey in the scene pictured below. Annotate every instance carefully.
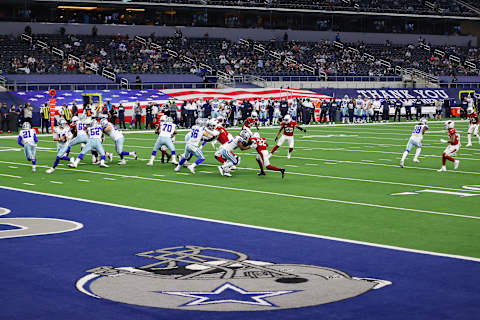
[243,111,259,135]
[438,120,461,172]
[250,132,285,178]
[466,107,480,147]
[203,119,234,164]
[270,114,307,159]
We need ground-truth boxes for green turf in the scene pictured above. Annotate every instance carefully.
[1,120,479,258]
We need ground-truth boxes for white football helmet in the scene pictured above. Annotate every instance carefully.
[22,122,31,130]
[284,114,292,124]
[419,118,428,126]
[58,118,67,127]
[251,111,258,119]
[160,116,168,123]
[239,129,251,141]
[100,118,109,128]
[84,117,93,126]
[216,116,225,125]
[71,116,79,123]
[208,119,217,129]
[445,120,454,129]
[166,117,173,123]
[467,107,474,114]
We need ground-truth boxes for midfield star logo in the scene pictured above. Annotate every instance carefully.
[76,245,391,311]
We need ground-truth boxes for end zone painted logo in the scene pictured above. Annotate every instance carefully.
[76,245,391,311]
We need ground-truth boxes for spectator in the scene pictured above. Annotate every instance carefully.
[24,103,33,125]
[0,103,8,133]
[118,103,126,129]
[8,105,18,132]
[145,103,154,129]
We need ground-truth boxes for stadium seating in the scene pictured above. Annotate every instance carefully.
[2,34,478,83]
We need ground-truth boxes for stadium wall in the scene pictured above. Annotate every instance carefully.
[254,81,407,89]
[0,22,476,46]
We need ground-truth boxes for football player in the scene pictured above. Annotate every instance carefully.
[400,118,428,168]
[204,119,233,164]
[46,118,75,174]
[174,119,212,174]
[270,114,306,159]
[243,111,260,135]
[438,120,461,172]
[217,129,251,177]
[71,118,109,168]
[147,116,177,166]
[466,107,479,147]
[17,122,38,172]
[101,118,137,165]
[250,132,285,178]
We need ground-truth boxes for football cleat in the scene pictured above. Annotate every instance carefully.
[146,161,153,166]
[32,166,36,172]
[91,156,97,164]
[280,168,286,179]
[187,164,196,174]
[46,168,54,174]
[99,163,109,168]
[223,171,232,177]
[218,166,224,176]
[257,171,266,176]
[118,159,127,165]
[437,167,446,172]
[131,151,138,160]
[107,153,113,162]
[230,165,237,171]
[454,160,460,169]
[399,160,404,168]
[413,159,420,163]
[287,152,291,159]
[466,143,472,147]
[174,165,181,172]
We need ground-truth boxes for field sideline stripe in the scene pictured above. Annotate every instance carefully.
[0,160,479,222]
[0,185,479,263]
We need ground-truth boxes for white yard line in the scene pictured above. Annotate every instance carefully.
[8,166,18,169]
[1,185,479,263]
[49,181,63,184]
[0,173,21,179]
[152,174,165,177]
[199,171,212,174]
[77,179,90,182]
[175,172,190,175]
[22,182,35,186]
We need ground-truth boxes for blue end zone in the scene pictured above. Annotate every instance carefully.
[0,188,478,319]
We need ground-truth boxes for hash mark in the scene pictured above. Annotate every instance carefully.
[103,178,116,181]
[49,181,63,184]
[78,179,90,182]
[23,182,35,186]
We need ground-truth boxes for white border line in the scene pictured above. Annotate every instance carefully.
[0,185,479,263]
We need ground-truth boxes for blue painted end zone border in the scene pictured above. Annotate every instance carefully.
[0,187,479,320]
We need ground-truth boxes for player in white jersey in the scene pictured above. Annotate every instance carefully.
[355,97,364,123]
[211,99,221,119]
[217,130,251,177]
[100,118,137,165]
[71,120,108,168]
[17,122,38,172]
[400,118,429,168]
[174,119,213,174]
[258,99,267,126]
[46,118,75,173]
[66,116,88,154]
[272,100,281,125]
[147,117,178,166]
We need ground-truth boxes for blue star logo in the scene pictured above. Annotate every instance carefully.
[157,282,299,307]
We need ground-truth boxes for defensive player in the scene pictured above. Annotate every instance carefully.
[466,107,480,147]
[17,122,38,172]
[270,114,307,159]
[101,118,137,165]
[147,117,177,166]
[217,130,251,177]
[174,119,212,174]
[71,119,109,168]
[205,119,233,164]
[250,132,285,178]
[400,118,428,168]
[46,118,75,173]
[243,111,259,135]
[438,120,461,172]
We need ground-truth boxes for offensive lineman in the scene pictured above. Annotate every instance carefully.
[46,118,75,173]
[400,118,428,168]
[17,122,38,172]
[270,114,307,159]
[250,132,285,178]
[71,119,109,168]
[217,130,251,177]
[100,118,137,165]
[147,117,177,166]
[438,120,461,172]
[466,107,480,147]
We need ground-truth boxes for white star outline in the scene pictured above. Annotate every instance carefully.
[158,282,299,307]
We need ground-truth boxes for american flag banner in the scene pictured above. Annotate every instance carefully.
[161,88,331,101]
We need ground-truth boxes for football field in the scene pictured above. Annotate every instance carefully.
[1,120,479,319]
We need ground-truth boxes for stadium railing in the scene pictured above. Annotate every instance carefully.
[6,82,221,91]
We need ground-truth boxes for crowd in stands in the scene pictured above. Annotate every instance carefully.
[123,0,477,16]
[2,33,478,80]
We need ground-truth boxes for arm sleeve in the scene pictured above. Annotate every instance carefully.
[34,134,38,143]
[17,136,24,147]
